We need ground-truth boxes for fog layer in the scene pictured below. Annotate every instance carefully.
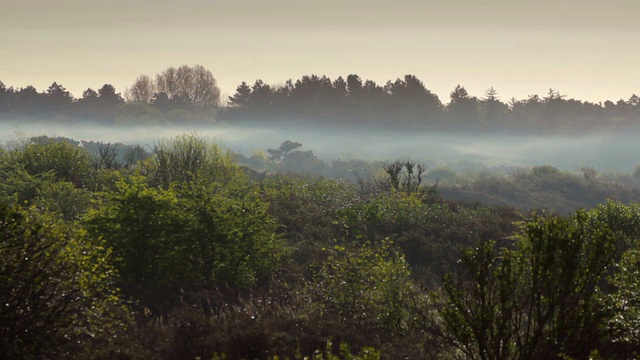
[1,121,637,173]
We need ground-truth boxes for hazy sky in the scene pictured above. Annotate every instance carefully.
[2,0,639,103]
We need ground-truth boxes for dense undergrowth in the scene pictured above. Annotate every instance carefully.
[2,134,640,359]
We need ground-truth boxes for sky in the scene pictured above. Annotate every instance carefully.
[2,0,639,104]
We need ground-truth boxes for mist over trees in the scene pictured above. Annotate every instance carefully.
[1,68,640,132]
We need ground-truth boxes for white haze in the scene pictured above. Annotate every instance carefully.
[1,120,638,173]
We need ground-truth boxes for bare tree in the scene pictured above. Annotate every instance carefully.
[155,65,221,108]
[93,142,121,170]
[125,74,155,103]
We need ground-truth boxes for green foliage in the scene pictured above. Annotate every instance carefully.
[142,133,242,188]
[607,248,640,350]
[86,174,283,294]
[307,239,419,342]
[337,190,520,284]
[442,209,625,359]
[0,204,128,359]
[289,341,380,360]
[531,164,561,177]
[13,131,640,358]
[262,174,357,247]
[0,137,94,205]
[181,181,284,288]
[259,175,361,290]
[0,162,55,204]
[33,180,92,221]
[15,136,93,186]
[85,175,190,291]
[440,166,640,215]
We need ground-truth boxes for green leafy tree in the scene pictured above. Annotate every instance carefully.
[606,247,640,357]
[307,239,420,346]
[33,181,92,221]
[0,137,93,204]
[85,176,190,293]
[267,140,303,162]
[0,204,128,359]
[88,142,282,292]
[181,182,283,288]
[442,211,620,359]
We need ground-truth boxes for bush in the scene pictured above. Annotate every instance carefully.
[141,134,242,188]
[0,204,129,359]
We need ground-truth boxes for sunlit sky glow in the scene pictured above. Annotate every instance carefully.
[2,0,639,103]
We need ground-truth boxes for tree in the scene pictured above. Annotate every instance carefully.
[248,79,273,110]
[86,173,282,293]
[307,239,419,346]
[180,182,283,288]
[228,81,252,108]
[81,88,98,102]
[0,204,127,358]
[385,75,439,105]
[151,91,172,112]
[267,140,303,162]
[155,65,221,108]
[85,176,190,293]
[484,87,499,101]
[45,82,73,113]
[607,248,640,356]
[0,81,10,113]
[125,74,155,103]
[442,211,621,359]
[382,161,428,193]
[384,75,442,125]
[447,85,479,127]
[13,86,45,115]
[97,84,123,106]
[332,76,348,98]
[142,134,242,189]
[10,137,93,189]
[346,74,363,98]
[480,87,510,128]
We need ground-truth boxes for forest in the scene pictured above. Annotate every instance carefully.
[1,65,640,133]
[3,66,640,359]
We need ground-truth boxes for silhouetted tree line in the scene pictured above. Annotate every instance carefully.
[224,76,640,132]
[0,65,221,124]
[2,66,640,132]
[0,81,125,122]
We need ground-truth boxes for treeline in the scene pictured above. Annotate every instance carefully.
[224,76,640,133]
[2,65,640,132]
[0,65,220,125]
[3,134,640,359]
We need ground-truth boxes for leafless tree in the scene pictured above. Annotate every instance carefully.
[125,74,155,103]
[155,65,221,108]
